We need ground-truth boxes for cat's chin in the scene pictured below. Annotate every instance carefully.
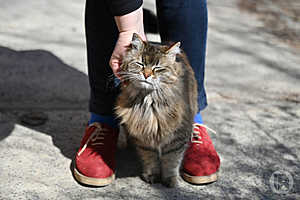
[138,81,155,90]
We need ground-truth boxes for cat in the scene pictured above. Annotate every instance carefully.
[115,33,198,187]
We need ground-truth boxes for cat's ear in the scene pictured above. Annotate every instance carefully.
[166,42,181,56]
[131,33,144,51]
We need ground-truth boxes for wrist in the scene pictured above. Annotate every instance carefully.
[114,6,146,41]
[119,31,146,41]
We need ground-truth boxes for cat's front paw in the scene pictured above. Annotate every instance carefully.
[162,176,178,188]
[141,173,160,184]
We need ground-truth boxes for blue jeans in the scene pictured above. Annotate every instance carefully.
[156,0,208,111]
[85,0,208,115]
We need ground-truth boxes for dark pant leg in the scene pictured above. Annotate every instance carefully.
[85,0,119,116]
[156,0,208,111]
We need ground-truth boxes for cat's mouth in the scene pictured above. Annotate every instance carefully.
[139,80,155,90]
[140,80,153,85]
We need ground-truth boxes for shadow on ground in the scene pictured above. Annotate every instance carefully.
[0,7,159,180]
[237,0,300,50]
[0,45,144,178]
[0,46,88,157]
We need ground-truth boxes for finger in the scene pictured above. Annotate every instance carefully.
[110,59,121,79]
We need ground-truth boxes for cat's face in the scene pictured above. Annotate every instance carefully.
[119,33,182,90]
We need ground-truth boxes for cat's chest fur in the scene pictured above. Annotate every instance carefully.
[116,90,184,147]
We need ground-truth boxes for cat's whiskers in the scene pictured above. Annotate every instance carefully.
[117,71,139,81]
[119,77,137,83]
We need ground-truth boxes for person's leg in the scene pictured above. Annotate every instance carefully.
[156,0,220,185]
[156,0,208,113]
[73,0,120,186]
[85,0,120,117]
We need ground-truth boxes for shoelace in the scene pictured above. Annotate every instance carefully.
[77,123,110,156]
[191,123,217,144]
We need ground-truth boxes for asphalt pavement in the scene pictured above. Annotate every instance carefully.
[0,0,299,199]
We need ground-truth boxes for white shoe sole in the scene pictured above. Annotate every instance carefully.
[73,166,115,186]
[182,171,218,184]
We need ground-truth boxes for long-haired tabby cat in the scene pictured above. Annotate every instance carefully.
[115,33,198,187]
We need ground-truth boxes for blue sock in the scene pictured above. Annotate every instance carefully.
[194,112,203,124]
[88,112,118,128]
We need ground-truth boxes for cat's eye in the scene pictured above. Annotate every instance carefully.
[153,67,167,73]
[135,62,144,68]
[152,60,160,70]
[155,60,159,66]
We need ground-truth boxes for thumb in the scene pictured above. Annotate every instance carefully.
[109,58,121,79]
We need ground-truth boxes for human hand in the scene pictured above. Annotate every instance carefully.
[109,6,146,79]
[109,31,146,79]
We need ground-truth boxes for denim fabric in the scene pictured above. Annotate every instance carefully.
[85,0,208,116]
[194,112,204,124]
[89,112,118,128]
[156,0,208,111]
[85,0,120,116]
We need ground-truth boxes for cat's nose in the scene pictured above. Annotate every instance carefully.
[143,72,151,79]
[143,69,152,79]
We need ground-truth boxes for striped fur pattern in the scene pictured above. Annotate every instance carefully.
[115,33,198,187]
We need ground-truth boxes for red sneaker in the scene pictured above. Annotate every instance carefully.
[74,122,119,186]
[182,123,220,184]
